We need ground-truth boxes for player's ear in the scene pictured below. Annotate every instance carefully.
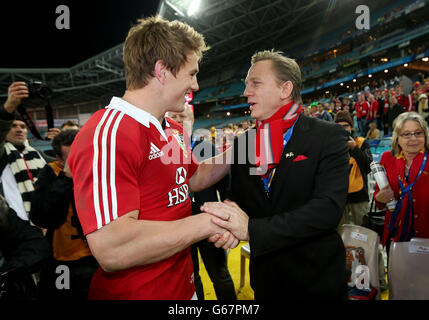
[154,60,168,84]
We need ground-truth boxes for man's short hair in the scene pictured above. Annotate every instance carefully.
[334,111,354,128]
[52,129,79,158]
[60,120,80,130]
[123,15,209,90]
[251,49,302,103]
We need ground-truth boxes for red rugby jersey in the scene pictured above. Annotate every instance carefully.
[367,100,379,120]
[68,97,199,300]
[354,100,369,119]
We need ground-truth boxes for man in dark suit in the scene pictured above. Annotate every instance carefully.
[202,50,350,299]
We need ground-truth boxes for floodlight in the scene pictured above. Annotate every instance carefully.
[188,0,200,16]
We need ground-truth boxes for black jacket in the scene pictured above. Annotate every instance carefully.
[0,195,51,274]
[387,103,405,128]
[29,163,77,244]
[190,139,230,214]
[229,115,349,299]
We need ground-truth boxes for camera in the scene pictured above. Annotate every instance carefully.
[25,80,53,100]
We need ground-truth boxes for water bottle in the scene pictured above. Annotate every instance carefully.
[370,161,397,211]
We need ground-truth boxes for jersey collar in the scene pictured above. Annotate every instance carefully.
[107,97,169,141]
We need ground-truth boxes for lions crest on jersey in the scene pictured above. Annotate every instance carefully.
[172,129,188,158]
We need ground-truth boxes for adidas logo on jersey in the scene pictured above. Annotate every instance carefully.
[148,142,164,160]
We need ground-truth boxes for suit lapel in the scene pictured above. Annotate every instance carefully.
[269,115,311,200]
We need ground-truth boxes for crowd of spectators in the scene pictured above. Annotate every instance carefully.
[194,119,254,153]
[302,72,429,139]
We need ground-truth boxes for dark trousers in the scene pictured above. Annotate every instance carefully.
[376,117,383,132]
[191,240,237,300]
[358,118,368,137]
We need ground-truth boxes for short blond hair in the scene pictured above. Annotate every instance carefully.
[251,49,302,102]
[123,16,209,90]
[391,112,429,156]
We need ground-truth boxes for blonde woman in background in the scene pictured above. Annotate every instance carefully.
[374,112,429,252]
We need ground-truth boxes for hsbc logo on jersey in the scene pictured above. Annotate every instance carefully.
[149,142,164,160]
[167,185,189,208]
[176,167,187,185]
[168,167,189,207]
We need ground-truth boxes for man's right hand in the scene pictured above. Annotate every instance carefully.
[347,136,357,150]
[45,128,61,140]
[4,82,29,113]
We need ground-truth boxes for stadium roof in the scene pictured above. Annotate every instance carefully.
[0,0,404,108]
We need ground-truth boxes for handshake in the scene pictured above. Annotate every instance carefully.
[200,200,249,250]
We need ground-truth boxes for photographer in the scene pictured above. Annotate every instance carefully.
[334,111,372,227]
[30,129,98,300]
[1,82,54,221]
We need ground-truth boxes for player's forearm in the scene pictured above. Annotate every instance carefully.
[87,212,219,272]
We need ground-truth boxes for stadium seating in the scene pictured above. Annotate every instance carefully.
[339,224,381,299]
[238,243,250,294]
[388,238,429,299]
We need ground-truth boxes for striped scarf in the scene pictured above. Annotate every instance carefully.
[4,141,46,215]
[255,101,301,176]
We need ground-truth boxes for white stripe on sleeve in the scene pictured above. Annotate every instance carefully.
[101,109,119,225]
[109,112,125,221]
[93,109,112,230]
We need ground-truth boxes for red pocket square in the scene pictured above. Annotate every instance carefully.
[293,155,308,162]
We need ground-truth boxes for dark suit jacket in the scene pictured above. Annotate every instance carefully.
[190,139,230,214]
[229,114,350,299]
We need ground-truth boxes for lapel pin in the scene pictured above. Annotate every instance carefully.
[285,152,294,159]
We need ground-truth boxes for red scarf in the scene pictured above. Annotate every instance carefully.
[255,101,301,176]
[382,150,426,246]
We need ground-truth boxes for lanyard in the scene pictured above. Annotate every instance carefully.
[262,121,297,193]
[389,151,428,239]
[191,139,197,150]
[398,151,427,195]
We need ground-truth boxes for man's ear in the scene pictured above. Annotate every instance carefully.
[280,81,293,100]
[154,60,168,84]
